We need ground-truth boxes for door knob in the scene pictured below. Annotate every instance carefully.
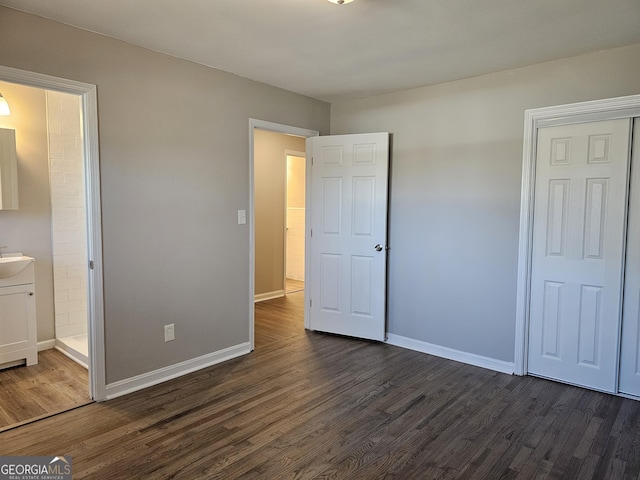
[375,244,383,252]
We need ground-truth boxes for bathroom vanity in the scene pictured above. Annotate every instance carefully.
[0,256,37,368]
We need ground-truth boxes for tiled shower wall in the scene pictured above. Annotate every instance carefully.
[46,91,87,339]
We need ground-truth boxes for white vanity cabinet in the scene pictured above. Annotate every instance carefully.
[0,263,37,367]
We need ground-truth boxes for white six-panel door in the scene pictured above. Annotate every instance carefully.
[528,119,631,393]
[307,133,389,341]
[620,121,640,397]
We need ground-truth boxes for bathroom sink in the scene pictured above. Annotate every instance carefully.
[0,255,35,279]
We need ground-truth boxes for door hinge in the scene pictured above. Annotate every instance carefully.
[311,156,314,166]
[310,229,313,237]
[310,299,312,308]
[89,260,94,270]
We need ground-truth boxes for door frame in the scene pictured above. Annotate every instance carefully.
[248,119,318,350]
[514,94,640,377]
[0,65,106,401]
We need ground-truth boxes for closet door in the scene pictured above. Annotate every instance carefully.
[528,119,631,393]
[619,120,640,397]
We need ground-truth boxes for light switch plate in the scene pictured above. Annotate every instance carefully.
[238,209,246,225]
[164,323,175,342]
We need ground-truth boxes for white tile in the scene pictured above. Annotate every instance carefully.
[56,276,82,291]
[64,196,85,208]
[68,244,87,256]
[52,206,81,220]
[56,323,84,338]
[67,266,87,278]
[63,146,81,162]
[55,256,81,270]
[56,134,78,149]
[49,90,88,340]
[54,290,69,303]
[48,142,64,158]
[67,311,87,327]
[51,183,78,196]
[51,159,77,173]
[50,171,66,185]
[53,230,82,244]
[56,299,83,314]
[52,241,67,256]
[64,217,87,231]
[64,173,82,185]
[53,266,69,281]
[55,313,69,327]
[68,287,87,301]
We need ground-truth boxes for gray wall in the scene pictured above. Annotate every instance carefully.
[0,6,330,383]
[254,129,305,296]
[0,81,55,342]
[331,44,640,363]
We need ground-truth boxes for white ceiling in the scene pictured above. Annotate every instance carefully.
[1,0,639,102]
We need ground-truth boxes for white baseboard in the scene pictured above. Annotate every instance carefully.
[254,290,285,303]
[104,342,251,400]
[38,339,56,351]
[386,333,515,375]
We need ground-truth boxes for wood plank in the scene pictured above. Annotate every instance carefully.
[285,278,304,294]
[1,291,639,479]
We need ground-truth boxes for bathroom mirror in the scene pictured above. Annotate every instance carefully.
[0,128,18,210]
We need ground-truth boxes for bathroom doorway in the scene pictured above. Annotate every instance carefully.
[0,80,96,430]
[0,65,105,414]
[0,82,89,366]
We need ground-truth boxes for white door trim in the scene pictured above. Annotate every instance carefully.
[249,119,319,350]
[515,94,640,376]
[0,65,106,401]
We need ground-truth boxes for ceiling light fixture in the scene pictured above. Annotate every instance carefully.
[0,94,9,116]
[328,0,354,4]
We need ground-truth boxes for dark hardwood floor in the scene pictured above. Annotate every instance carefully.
[2,291,640,478]
[254,291,304,348]
[0,348,91,431]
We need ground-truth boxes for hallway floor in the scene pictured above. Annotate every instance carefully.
[285,278,304,294]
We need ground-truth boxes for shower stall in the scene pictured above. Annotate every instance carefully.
[47,90,88,368]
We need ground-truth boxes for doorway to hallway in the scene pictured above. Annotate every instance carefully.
[253,131,305,303]
[248,119,318,350]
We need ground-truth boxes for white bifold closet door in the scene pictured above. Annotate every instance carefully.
[620,121,640,397]
[528,119,631,393]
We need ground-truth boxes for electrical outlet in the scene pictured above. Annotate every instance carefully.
[164,323,175,342]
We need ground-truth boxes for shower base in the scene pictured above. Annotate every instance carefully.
[56,333,88,369]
